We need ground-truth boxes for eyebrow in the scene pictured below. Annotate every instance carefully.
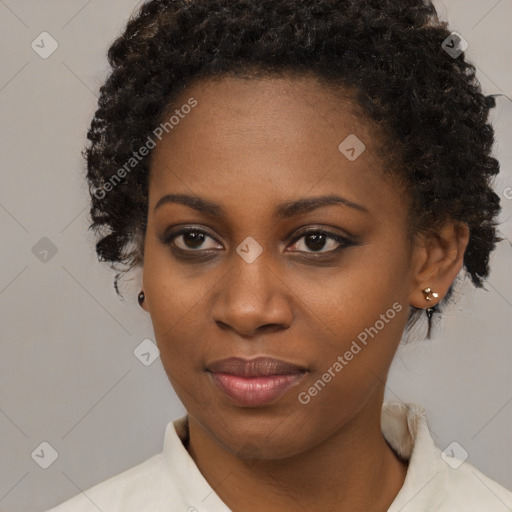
[154,193,370,217]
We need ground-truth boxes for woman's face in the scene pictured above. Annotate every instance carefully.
[142,75,420,458]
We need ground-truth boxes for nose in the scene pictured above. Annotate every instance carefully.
[212,250,294,338]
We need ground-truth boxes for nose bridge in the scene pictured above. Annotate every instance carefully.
[227,237,277,309]
[213,238,293,335]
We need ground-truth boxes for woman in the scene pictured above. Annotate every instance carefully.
[47,0,512,510]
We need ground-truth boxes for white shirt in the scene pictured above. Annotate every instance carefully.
[46,402,512,511]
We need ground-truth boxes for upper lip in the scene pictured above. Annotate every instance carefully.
[207,357,307,377]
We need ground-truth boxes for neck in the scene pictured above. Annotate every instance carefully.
[186,393,408,512]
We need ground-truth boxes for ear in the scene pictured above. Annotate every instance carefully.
[408,221,470,309]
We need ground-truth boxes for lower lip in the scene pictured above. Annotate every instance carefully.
[208,372,306,407]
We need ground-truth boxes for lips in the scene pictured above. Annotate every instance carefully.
[206,357,308,407]
[207,356,307,377]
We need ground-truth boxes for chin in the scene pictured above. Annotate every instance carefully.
[197,405,321,460]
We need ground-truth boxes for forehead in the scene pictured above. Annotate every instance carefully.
[147,75,401,218]
[155,74,364,145]
[183,73,356,117]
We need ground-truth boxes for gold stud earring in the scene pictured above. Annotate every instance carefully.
[422,287,439,302]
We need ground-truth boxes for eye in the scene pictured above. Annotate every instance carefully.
[288,229,354,254]
[164,227,222,252]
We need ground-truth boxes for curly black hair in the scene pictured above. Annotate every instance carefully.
[84,0,502,338]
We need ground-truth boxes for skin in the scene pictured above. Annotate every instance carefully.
[140,74,469,512]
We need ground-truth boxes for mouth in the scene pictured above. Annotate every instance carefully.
[206,357,308,407]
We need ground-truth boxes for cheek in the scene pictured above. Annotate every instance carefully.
[292,235,411,401]
[297,230,410,340]
[142,237,204,356]
[296,295,407,406]
[290,291,408,453]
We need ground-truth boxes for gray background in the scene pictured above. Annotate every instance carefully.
[0,1,511,511]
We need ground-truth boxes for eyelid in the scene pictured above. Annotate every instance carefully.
[289,224,356,242]
[160,225,222,247]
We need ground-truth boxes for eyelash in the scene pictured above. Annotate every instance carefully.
[161,226,355,259]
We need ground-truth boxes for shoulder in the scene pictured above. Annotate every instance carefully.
[433,455,512,510]
[383,401,512,511]
[44,452,186,512]
[44,415,226,511]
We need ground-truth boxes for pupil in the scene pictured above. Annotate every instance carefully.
[305,233,326,251]
[184,231,205,249]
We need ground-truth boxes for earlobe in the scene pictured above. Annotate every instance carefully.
[408,221,469,309]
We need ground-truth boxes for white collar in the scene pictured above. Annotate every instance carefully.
[162,401,512,511]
